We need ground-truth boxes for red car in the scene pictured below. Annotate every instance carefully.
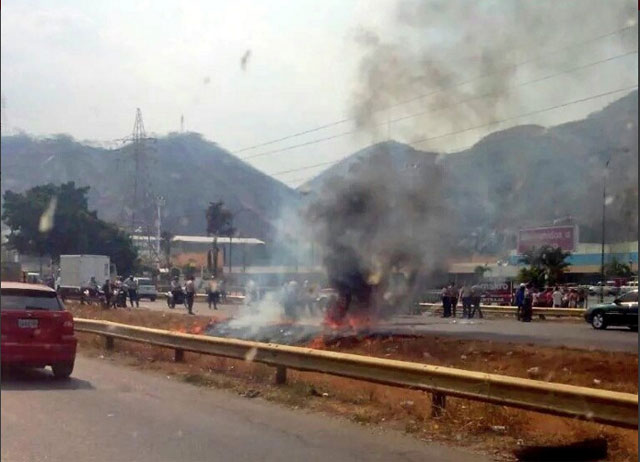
[1,282,77,378]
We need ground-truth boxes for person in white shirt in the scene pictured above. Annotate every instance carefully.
[552,287,563,308]
[185,276,196,315]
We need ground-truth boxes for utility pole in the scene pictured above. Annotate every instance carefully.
[156,196,165,267]
[600,159,610,303]
[119,108,155,237]
[229,234,233,275]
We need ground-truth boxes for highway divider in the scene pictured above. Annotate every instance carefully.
[74,318,636,428]
[419,303,585,318]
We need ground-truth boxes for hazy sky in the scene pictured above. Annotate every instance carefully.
[1,0,637,187]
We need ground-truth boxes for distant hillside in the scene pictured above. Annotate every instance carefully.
[302,90,638,253]
[301,141,438,193]
[1,133,299,239]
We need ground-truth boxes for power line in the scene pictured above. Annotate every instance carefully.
[271,159,342,176]
[231,24,636,155]
[270,85,637,181]
[241,129,357,160]
[409,85,638,147]
[233,119,351,155]
[247,50,637,162]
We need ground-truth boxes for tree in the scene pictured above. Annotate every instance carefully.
[518,245,571,287]
[160,231,174,267]
[205,201,235,237]
[205,201,235,276]
[473,265,491,282]
[2,182,138,274]
[604,258,633,278]
[517,266,546,289]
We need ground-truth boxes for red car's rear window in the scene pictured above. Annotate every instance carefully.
[0,289,63,311]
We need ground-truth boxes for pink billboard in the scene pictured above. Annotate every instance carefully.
[517,225,577,253]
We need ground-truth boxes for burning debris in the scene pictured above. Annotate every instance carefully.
[306,146,451,329]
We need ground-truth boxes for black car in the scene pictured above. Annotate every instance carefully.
[584,290,638,330]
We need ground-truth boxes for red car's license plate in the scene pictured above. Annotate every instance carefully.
[18,319,39,328]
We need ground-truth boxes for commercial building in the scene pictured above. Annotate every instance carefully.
[448,224,637,283]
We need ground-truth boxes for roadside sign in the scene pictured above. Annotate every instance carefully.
[517,225,577,253]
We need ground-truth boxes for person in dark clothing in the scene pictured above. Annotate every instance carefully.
[522,284,534,322]
[441,286,451,317]
[102,280,112,308]
[515,283,526,321]
[450,284,458,318]
[470,285,483,319]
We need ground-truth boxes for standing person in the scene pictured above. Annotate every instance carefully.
[55,273,62,291]
[126,276,139,308]
[577,288,586,308]
[522,284,534,322]
[515,283,526,320]
[552,286,563,308]
[185,275,196,315]
[450,284,458,318]
[568,289,578,308]
[470,284,483,319]
[460,284,472,319]
[208,278,219,310]
[102,279,112,308]
[245,279,257,306]
[441,286,451,318]
[87,276,99,292]
[219,278,226,303]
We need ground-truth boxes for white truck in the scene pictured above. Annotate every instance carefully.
[59,255,112,288]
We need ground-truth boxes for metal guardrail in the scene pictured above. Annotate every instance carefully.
[419,303,585,317]
[74,318,636,428]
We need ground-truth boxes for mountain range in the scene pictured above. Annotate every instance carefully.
[1,90,637,253]
[303,90,638,252]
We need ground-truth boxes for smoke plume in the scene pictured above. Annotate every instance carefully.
[306,143,450,319]
[351,0,637,138]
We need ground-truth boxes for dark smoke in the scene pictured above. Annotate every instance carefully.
[306,143,450,320]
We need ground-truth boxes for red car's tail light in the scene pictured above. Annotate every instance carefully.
[61,312,74,334]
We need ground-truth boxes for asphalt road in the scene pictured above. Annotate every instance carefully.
[1,356,490,462]
[130,298,638,353]
[385,315,638,353]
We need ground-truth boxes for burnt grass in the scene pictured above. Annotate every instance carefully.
[70,304,638,462]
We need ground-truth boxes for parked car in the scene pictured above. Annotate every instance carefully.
[1,281,77,378]
[583,290,638,330]
[588,281,620,296]
[620,279,638,293]
[135,277,158,301]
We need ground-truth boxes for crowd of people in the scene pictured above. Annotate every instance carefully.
[281,280,320,320]
[99,275,140,308]
[440,284,484,319]
[441,282,588,323]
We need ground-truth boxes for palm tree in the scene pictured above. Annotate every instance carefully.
[604,258,632,278]
[205,201,235,277]
[160,231,174,268]
[519,245,571,286]
[473,265,491,283]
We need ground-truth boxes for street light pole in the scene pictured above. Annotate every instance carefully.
[600,159,610,303]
